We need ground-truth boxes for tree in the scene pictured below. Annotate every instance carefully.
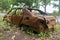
[0,0,41,10]
[0,0,13,10]
[12,0,41,8]
[40,0,51,12]
[52,0,60,13]
[59,0,60,13]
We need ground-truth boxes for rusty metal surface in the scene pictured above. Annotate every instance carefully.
[3,7,56,33]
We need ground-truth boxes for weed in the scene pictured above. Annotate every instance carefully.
[54,24,59,31]
[0,32,2,40]
[57,37,60,40]
[38,32,51,37]
[20,26,52,37]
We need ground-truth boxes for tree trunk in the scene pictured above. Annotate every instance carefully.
[59,0,60,14]
[44,5,46,13]
[43,0,46,13]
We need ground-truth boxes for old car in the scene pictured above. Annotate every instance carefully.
[3,7,56,33]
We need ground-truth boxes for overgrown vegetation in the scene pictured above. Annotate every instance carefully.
[20,25,52,37]
[57,37,60,40]
[0,32,3,40]
[54,24,59,31]
[0,15,11,30]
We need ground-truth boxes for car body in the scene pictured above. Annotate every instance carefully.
[3,7,56,33]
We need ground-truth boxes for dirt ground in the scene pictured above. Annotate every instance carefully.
[0,23,60,40]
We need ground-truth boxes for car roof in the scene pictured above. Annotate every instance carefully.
[7,7,47,15]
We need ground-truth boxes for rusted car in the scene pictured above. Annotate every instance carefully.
[3,7,56,33]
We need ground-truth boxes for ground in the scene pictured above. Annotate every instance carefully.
[0,24,60,40]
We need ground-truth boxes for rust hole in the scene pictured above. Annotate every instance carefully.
[26,17,29,20]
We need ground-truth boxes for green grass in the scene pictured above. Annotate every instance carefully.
[0,15,3,18]
[54,24,59,31]
[0,32,3,40]
[38,32,48,37]
[0,33,3,37]
[20,26,35,36]
[20,26,52,37]
[0,15,5,27]
[20,24,59,37]
[0,15,11,30]
[57,37,60,40]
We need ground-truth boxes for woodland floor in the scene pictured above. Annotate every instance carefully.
[0,15,60,40]
[0,24,59,40]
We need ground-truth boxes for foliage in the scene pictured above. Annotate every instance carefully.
[40,0,51,12]
[0,0,42,10]
[57,37,60,40]
[0,0,60,13]
[53,10,59,15]
[54,24,59,31]
[0,0,13,10]
[0,15,11,30]
[11,0,41,8]
[52,0,60,13]
[41,0,51,5]
[20,25,35,36]
[20,25,52,37]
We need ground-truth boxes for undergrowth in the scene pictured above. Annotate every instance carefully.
[20,24,59,37]
[20,26,52,37]
[54,24,59,31]
[0,32,3,40]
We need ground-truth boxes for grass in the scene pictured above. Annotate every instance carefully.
[20,26,52,37]
[20,26,35,36]
[0,33,3,37]
[57,37,60,40]
[0,32,3,40]
[38,32,50,37]
[20,24,59,37]
[0,15,11,30]
[54,24,59,31]
[0,15,5,27]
